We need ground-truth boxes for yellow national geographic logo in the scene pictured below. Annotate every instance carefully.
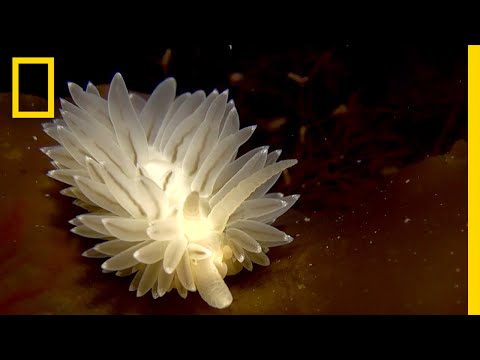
[12,57,55,118]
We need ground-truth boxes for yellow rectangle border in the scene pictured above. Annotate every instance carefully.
[469,45,479,315]
[12,57,54,118]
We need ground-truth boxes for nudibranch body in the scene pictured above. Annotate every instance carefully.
[42,73,299,309]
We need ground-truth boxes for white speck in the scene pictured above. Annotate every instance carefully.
[460,229,464,232]
[27,146,30,150]
[454,284,459,289]
[295,220,299,224]
[35,180,38,184]
[32,136,38,141]
[369,240,373,245]
[309,263,313,267]
[356,159,362,163]
[337,235,341,239]
[325,245,329,249]
[404,217,411,224]
[304,217,310,222]
[295,233,300,237]
[413,251,417,255]
[405,179,410,183]
[297,284,306,290]
[45,194,50,198]
[450,251,455,255]
[455,267,460,273]
[228,44,232,50]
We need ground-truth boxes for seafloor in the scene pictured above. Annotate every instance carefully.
[0,46,467,314]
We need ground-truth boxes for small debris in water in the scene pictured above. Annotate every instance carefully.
[405,179,410,183]
[304,217,310,222]
[32,136,38,141]
[45,194,50,198]
[404,217,411,224]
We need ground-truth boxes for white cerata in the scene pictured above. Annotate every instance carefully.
[42,73,299,309]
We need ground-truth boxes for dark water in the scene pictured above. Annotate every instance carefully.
[0,46,467,314]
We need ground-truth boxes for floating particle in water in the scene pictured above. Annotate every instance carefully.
[32,136,38,141]
[405,179,410,183]
[404,217,411,224]
[304,217,310,222]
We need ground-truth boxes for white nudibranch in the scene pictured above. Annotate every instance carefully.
[42,73,299,309]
